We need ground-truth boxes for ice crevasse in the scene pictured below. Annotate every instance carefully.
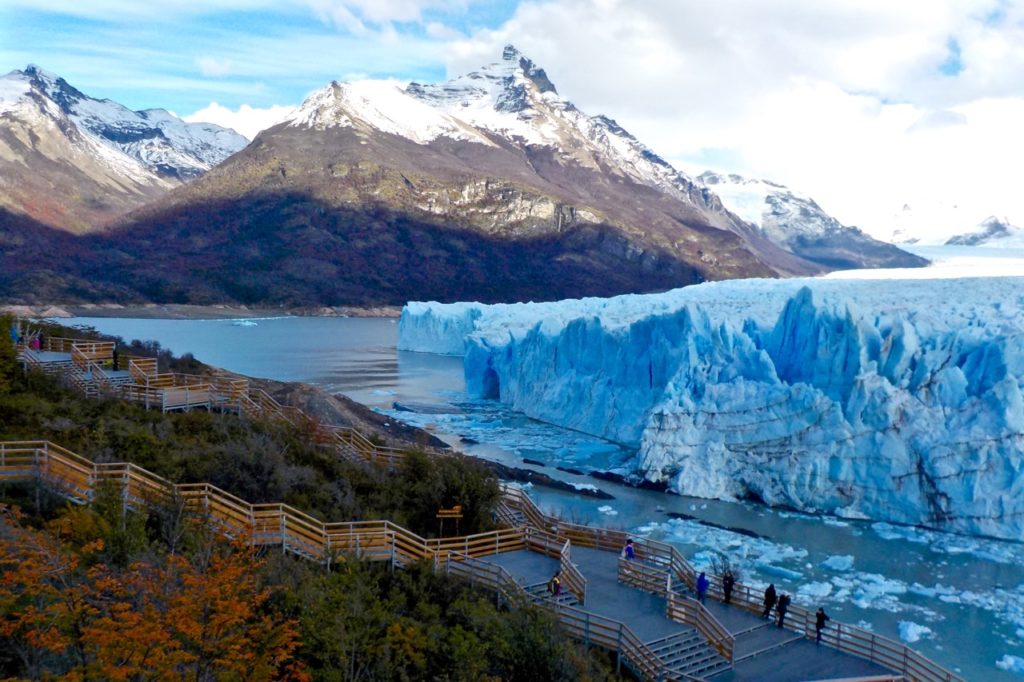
[398,277,1024,540]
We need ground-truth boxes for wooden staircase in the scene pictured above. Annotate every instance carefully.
[646,631,731,680]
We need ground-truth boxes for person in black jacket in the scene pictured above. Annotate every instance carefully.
[762,583,777,619]
[722,570,736,605]
[815,607,830,643]
[776,593,791,628]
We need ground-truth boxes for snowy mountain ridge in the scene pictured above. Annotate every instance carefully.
[699,171,928,270]
[945,216,1024,248]
[287,45,717,211]
[399,277,1024,540]
[8,65,247,180]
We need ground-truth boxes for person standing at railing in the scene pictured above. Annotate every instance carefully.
[762,583,777,619]
[8,321,18,345]
[696,572,709,604]
[722,570,735,605]
[621,538,635,560]
[815,607,830,643]
[776,593,791,629]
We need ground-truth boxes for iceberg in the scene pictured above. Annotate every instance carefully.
[398,276,1024,540]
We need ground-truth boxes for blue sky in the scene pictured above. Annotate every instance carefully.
[0,1,518,113]
[3,0,1023,240]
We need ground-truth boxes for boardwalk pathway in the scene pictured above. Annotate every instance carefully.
[9,335,961,682]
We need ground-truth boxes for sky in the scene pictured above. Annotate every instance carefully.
[3,0,1023,242]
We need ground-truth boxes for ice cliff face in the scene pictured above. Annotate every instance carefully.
[946,216,1024,248]
[399,277,1024,539]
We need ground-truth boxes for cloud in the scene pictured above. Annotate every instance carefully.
[197,57,233,77]
[446,0,1024,238]
[184,101,295,139]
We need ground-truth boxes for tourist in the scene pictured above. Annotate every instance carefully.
[112,347,119,371]
[696,572,709,604]
[8,321,18,345]
[548,570,561,597]
[815,607,830,643]
[762,583,777,619]
[722,570,735,605]
[621,538,635,560]
[777,593,791,629]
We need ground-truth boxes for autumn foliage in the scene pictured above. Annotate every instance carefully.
[0,505,306,681]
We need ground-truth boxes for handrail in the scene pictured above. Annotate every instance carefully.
[499,485,960,682]
[559,539,587,605]
[13,336,962,682]
[666,591,735,663]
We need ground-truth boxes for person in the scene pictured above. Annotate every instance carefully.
[38,332,45,350]
[8,321,18,345]
[112,347,119,371]
[762,583,777,619]
[548,570,561,598]
[696,572,709,604]
[722,570,735,605]
[776,593,791,629]
[621,538,635,560]
[815,607,830,643]
[30,334,40,350]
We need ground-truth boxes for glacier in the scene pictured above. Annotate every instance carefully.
[398,277,1024,540]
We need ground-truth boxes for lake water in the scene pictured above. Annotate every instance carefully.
[63,315,1024,679]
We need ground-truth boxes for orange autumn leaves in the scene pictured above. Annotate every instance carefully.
[0,506,307,681]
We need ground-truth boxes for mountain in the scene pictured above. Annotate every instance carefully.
[0,66,246,233]
[698,172,928,269]
[945,216,1024,247]
[68,46,831,307]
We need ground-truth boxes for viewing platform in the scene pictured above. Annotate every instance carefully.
[5,331,963,682]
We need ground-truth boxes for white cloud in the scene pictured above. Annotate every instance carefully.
[446,0,1024,241]
[197,57,233,77]
[184,101,295,139]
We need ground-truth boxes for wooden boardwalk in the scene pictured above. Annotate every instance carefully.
[8,334,962,682]
[487,547,891,681]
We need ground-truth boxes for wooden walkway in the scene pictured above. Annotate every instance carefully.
[7,334,963,682]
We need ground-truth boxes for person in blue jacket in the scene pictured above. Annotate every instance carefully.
[696,572,710,604]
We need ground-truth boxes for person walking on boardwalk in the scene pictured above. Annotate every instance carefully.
[722,570,735,605]
[762,583,777,619]
[776,593,791,629]
[815,607,830,643]
[621,538,635,560]
[548,570,562,598]
[696,572,710,604]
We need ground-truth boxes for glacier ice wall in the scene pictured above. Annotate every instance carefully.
[399,278,1024,540]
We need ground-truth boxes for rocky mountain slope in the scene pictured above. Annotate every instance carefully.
[699,172,928,269]
[74,46,828,306]
[0,66,246,233]
[945,216,1024,247]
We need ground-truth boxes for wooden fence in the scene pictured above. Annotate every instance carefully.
[498,486,960,682]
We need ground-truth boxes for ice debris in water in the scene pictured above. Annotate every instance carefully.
[898,621,933,643]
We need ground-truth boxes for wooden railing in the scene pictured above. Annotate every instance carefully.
[70,341,114,370]
[499,486,959,682]
[618,555,669,596]
[128,357,158,384]
[442,551,667,681]
[9,338,963,682]
[559,539,587,605]
[666,591,735,663]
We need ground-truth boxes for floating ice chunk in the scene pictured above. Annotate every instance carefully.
[571,483,598,492]
[756,563,803,581]
[898,621,933,643]
[798,581,833,600]
[821,555,854,571]
[597,505,618,516]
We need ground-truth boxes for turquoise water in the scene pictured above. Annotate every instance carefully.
[63,315,1024,680]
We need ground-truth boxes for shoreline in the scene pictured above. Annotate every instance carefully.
[2,302,403,320]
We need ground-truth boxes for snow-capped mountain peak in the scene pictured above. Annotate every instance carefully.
[3,65,247,180]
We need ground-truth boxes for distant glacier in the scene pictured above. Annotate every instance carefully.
[399,277,1024,540]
